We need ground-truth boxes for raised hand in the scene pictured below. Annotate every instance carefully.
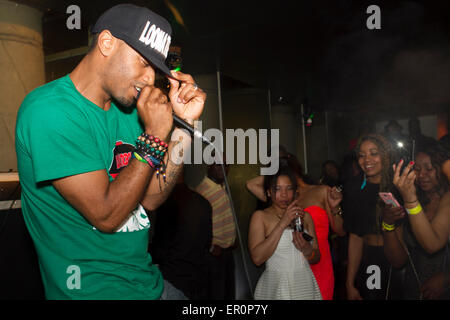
[136,85,173,141]
[168,71,206,123]
[279,200,302,229]
[327,186,343,210]
[393,159,417,203]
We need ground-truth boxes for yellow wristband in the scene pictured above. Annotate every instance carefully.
[406,204,422,215]
[382,221,395,232]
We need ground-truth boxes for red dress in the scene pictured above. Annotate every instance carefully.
[304,206,334,300]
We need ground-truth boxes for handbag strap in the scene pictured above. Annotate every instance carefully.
[395,229,424,300]
[385,265,392,300]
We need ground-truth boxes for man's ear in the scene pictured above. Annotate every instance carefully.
[97,30,117,57]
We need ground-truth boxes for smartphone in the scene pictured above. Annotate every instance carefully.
[392,138,415,173]
[379,192,401,207]
[294,217,314,241]
[302,232,313,242]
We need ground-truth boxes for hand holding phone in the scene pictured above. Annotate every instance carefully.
[301,232,313,242]
[294,217,314,241]
[379,192,401,207]
[380,192,406,224]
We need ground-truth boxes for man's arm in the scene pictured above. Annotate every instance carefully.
[52,86,174,233]
[140,128,191,211]
[140,71,206,211]
[53,158,154,233]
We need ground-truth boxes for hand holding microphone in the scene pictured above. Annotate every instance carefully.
[167,71,206,124]
[136,71,209,144]
[136,85,173,142]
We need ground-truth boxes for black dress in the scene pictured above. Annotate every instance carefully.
[342,176,403,300]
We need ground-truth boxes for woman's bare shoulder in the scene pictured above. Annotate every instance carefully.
[251,209,268,221]
[252,208,274,218]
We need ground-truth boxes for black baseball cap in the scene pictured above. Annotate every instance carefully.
[92,3,173,78]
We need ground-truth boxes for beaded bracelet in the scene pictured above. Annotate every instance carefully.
[135,133,168,163]
[134,133,168,184]
[134,148,167,183]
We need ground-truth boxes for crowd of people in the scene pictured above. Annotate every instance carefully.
[148,127,449,301]
[245,130,449,300]
[12,3,450,300]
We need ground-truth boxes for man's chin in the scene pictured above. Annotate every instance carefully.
[114,96,135,108]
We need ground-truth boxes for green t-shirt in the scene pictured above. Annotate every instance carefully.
[15,74,163,299]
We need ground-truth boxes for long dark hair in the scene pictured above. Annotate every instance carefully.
[356,133,394,232]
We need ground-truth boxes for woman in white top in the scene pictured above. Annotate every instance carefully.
[248,163,322,300]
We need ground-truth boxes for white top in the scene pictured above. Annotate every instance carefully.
[254,229,322,300]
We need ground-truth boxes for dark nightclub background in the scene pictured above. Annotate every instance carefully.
[0,0,449,300]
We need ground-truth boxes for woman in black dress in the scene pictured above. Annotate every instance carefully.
[343,133,402,300]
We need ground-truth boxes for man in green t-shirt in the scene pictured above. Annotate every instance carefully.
[15,4,206,300]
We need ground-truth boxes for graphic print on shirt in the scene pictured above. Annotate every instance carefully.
[109,141,135,179]
[105,141,150,233]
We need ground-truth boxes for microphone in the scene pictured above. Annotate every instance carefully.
[172,114,213,146]
[136,89,213,146]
